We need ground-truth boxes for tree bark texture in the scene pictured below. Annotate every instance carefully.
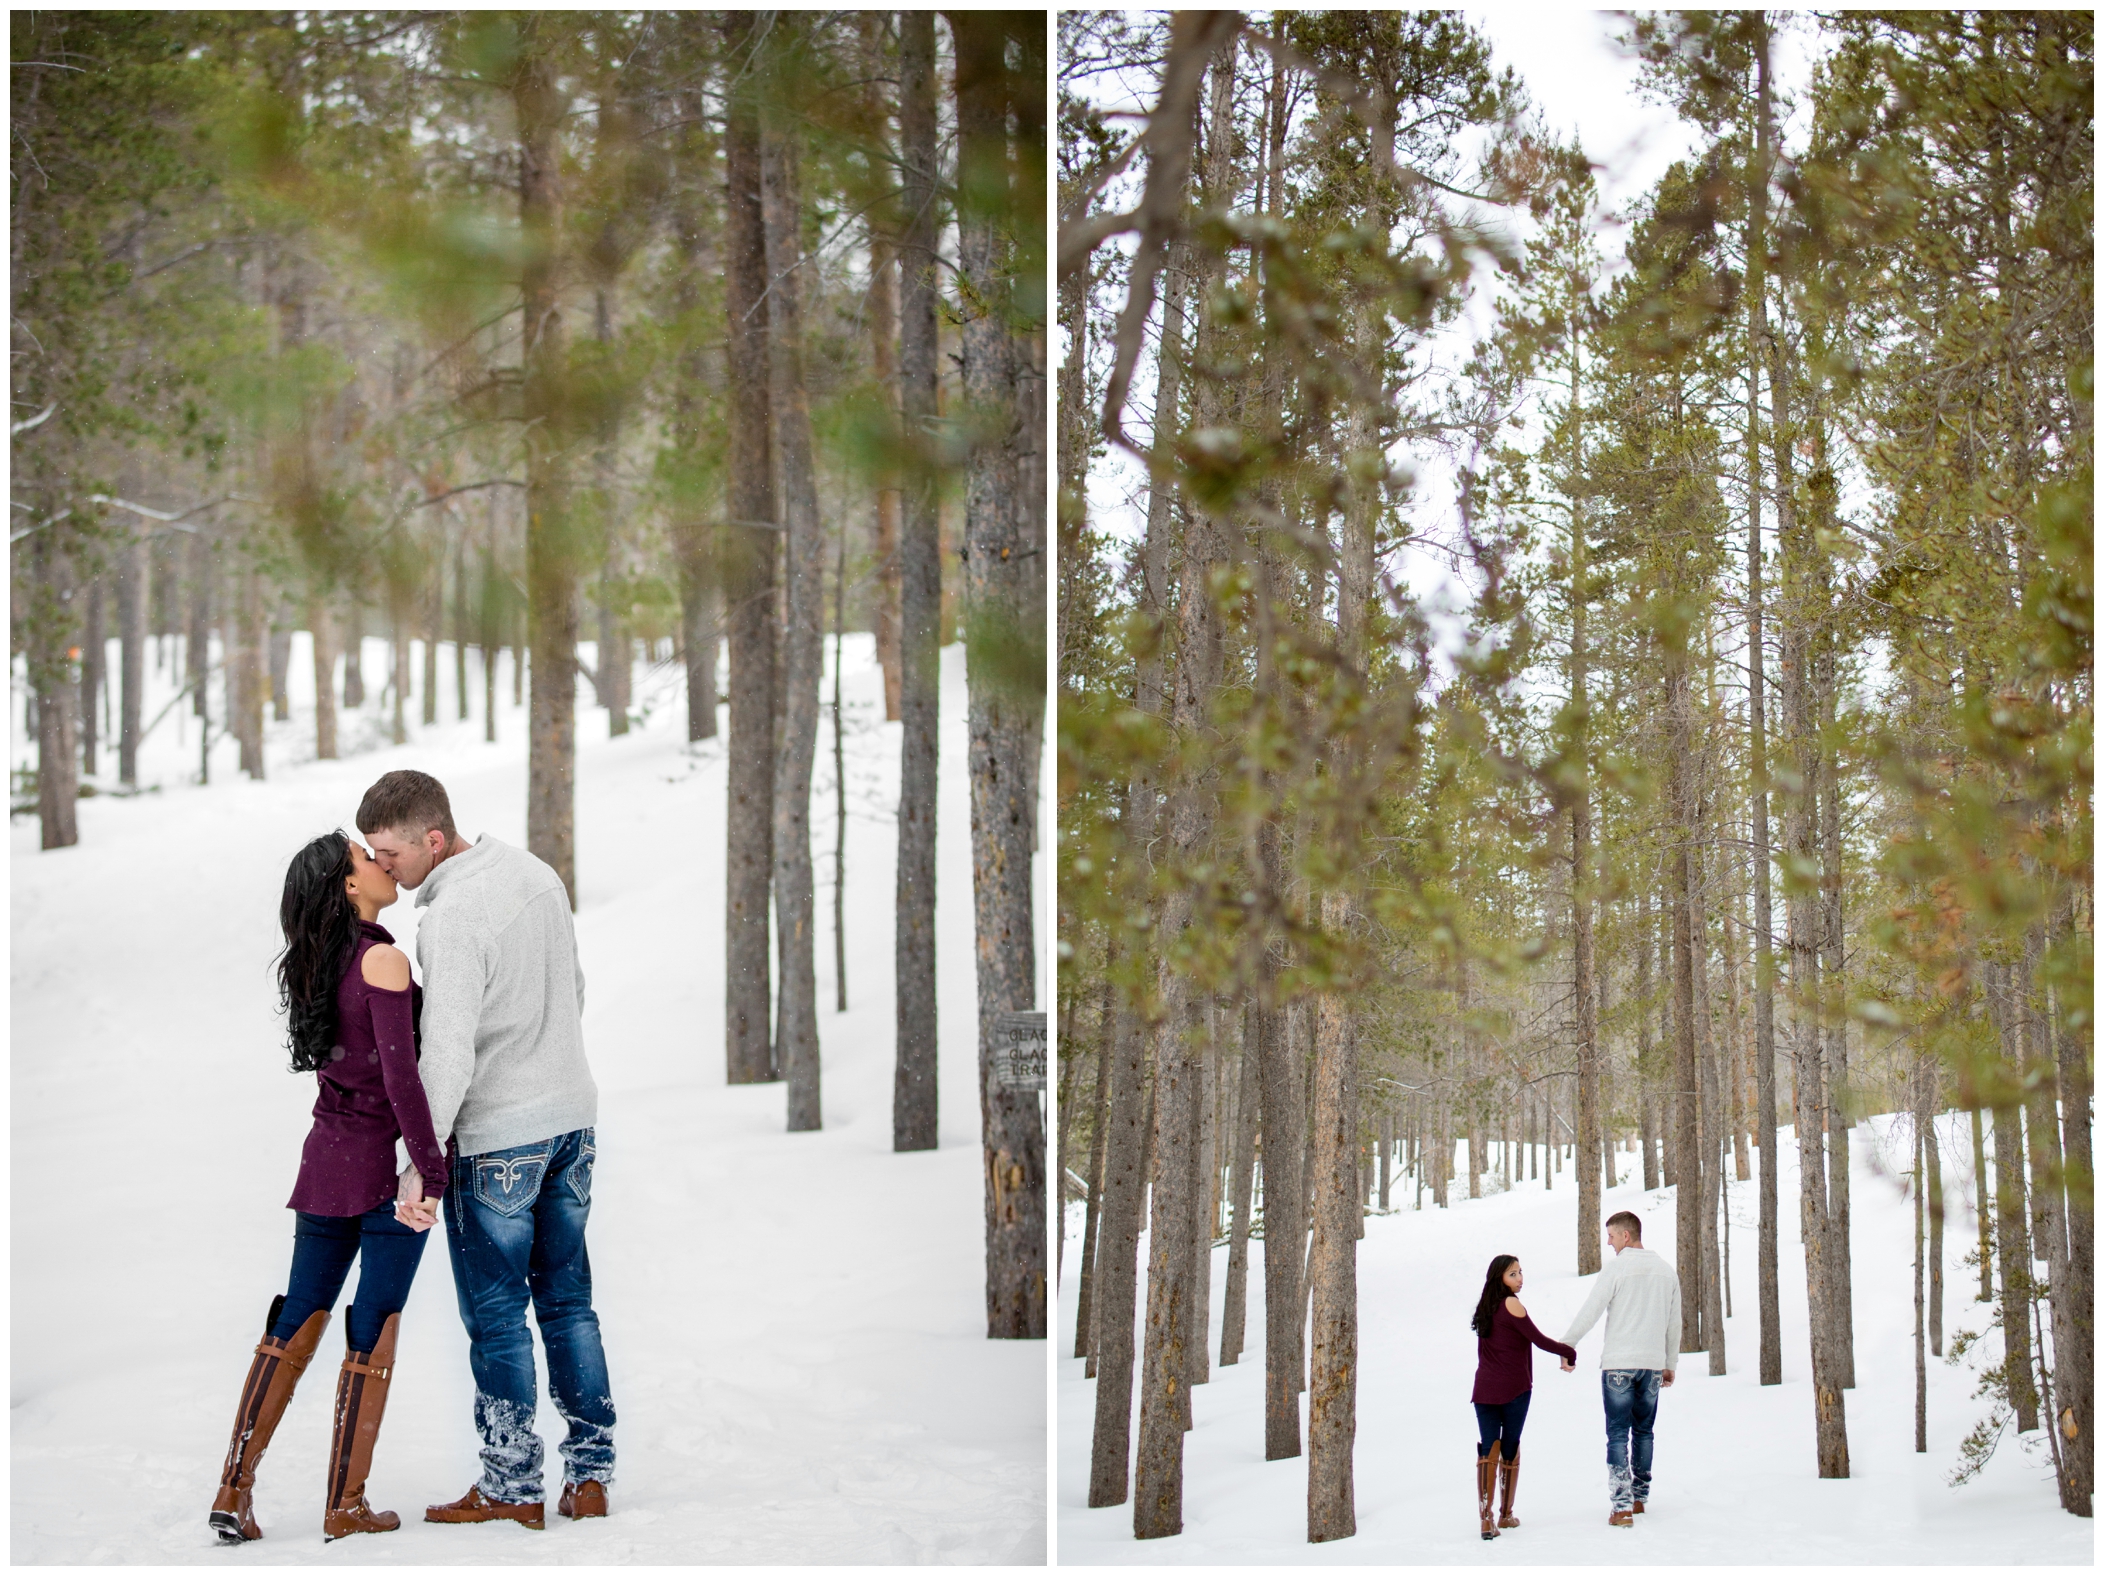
[953,11,1045,1338]
[892,9,941,1147]
[515,24,578,907]
[722,12,778,1083]
[1076,970,1115,1363]
[1307,928,1360,1543]
[1220,1000,1260,1366]
[760,95,826,1135]
[118,534,145,785]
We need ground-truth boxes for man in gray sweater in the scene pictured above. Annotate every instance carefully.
[359,770,614,1530]
[1559,1210,1679,1526]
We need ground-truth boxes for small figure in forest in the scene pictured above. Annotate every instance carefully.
[360,769,617,1530]
[209,829,447,1544]
[1560,1211,1681,1526]
[1470,1254,1580,1540]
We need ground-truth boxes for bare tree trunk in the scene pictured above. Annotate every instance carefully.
[1189,1014,1216,1388]
[1817,640,1853,1388]
[759,86,827,1134]
[514,20,577,906]
[1307,943,1359,1543]
[1916,1064,1929,1453]
[1986,965,2039,1431]
[235,567,266,778]
[1972,1106,1994,1302]
[79,574,103,779]
[188,533,213,720]
[30,529,81,848]
[953,10,1044,1335]
[861,14,904,724]
[1668,648,1704,1355]
[1260,976,1305,1458]
[452,529,469,722]
[722,11,778,1082]
[2049,910,2094,1513]
[1088,957,1149,1505]
[1076,969,1115,1363]
[118,534,145,785]
[1220,1000,1260,1366]
[309,597,338,760]
[1748,20,1784,1388]
[892,8,940,1144]
[594,286,632,741]
[422,552,441,729]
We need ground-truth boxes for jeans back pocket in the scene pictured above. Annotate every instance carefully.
[471,1142,553,1218]
[564,1129,596,1208]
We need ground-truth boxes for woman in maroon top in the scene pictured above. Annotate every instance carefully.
[209,832,448,1547]
[1471,1254,1577,1540]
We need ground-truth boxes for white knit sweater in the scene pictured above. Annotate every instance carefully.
[1560,1245,1684,1371]
[414,835,598,1157]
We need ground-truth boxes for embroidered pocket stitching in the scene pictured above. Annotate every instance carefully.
[473,1149,549,1217]
[566,1134,596,1207]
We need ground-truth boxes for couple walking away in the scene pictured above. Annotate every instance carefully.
[1470,1212,1682,1539]
[209,770,616,1544]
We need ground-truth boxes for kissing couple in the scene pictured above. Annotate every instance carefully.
[209,769,615,1543]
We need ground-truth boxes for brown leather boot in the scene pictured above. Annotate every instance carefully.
[558,1480,608,1519]
[1477,1444,1501,1540]
[1497,1454,1521,1528]
[209,1300,330,1544]
[323,1311,403,1541]
[1609,1509,1635,1527]
[425,1485,546,1530]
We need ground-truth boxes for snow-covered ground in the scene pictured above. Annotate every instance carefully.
[1059,1113,2093,1565]
[13,631,1047,1564]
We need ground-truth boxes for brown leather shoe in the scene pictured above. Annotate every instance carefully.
[1634,1501,1646,1514]
[558,1480,608,1519]
[1496,1455,1521,1529]
[425,1485,546,1530]
[209,1301,330,1544]
[1609,1509,1635,1527]
[323,1311,403,1541]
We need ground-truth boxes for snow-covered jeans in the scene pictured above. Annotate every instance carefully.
[1601,1369,1660,1511]
[444,1128,616,1504]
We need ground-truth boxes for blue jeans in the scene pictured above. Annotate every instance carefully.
[1602,1369,1661,1510]
[444,1128,615,1502]
[272,1203,428,1353]
[1473,1391,1531,1462]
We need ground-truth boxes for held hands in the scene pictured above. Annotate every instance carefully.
[395,1162,438,1232]
[1560,1357,1576,1372]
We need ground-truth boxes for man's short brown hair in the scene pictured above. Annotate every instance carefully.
[1605,1210,1643,1240]
[357,769,457,843]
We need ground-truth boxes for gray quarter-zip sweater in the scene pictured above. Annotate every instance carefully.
[414,834,597,1157]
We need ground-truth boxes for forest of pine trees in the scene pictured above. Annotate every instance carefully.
[1058,9,2090,1541]
[14,9,1047,1339]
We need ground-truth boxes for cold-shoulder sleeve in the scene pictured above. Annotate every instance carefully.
[369,985,447,1197]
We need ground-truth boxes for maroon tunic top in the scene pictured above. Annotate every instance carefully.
[1472,1299,1579,1405]
[286,921,448,1216]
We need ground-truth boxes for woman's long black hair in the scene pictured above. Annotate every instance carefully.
[1472,1254,1520,1338]
[278,831,361,1072]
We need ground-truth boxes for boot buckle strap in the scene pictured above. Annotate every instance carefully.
[344,1360,390,1379]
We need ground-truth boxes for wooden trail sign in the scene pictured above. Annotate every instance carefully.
[988,1011,1047,1092]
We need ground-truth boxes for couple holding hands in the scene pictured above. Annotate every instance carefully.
[1469,1212,1684,1539]
[209,769,613,1545]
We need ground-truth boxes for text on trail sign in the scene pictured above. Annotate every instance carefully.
[988,1011,1047,1092]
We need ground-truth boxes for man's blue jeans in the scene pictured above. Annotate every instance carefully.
[444,1128,615,1503]
[1602,1369,1660,1511]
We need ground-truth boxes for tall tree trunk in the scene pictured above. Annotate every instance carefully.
[1260,960,1305,1458]
[1088,946,1150,1505]
[1569,315,1603,1278]
[1927,1079,1945,1358]
[515,20,578,906]
[1076,968,1116,1364]
[722,11,779,1082]
[861,13,904,724]
[1986,965,2039,1432]
[1190,1011,1216,1388]
[953,10,1044,1335]
[1748,12,1784,1390]
[236,567,266,778]
[188,533,212,720]
[1775,334,1848,1475]
[30,529,81,849]
[1668,646,1704,1355]
[78,574,103,779]
[2049,904,2094,1513]
[1220,1000,1260,1366]
[342,598,364,709]
[308,596,338,760]
[760,86,826,1135]
[118,534,145,786]
[669,100,722,750]
[422,551,441,729]
[1307,939,1360,1543]
[594,287,632,740]
[892,9,941,1145]
[1972,1105,1995,1302]
[452,529,469,723]
[1815,624,1853,1388]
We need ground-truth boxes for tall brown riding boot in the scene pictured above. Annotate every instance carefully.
[1477,1444,1501,1540]
[323,1310,403,1541]
[1497,1453,1521,1528]
[210,1298,330,1544]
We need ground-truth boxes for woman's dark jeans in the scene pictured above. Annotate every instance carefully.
[444,1127,615,1504]
[270,1202,429,1353]
[1474,1390,1532,1461]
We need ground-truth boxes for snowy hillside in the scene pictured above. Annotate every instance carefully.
[13,632,1047,1564]
[1059,1113,2092,1565]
